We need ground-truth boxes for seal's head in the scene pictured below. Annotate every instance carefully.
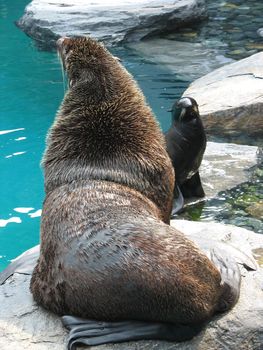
[57,36,120,93]
[171,97,200,123]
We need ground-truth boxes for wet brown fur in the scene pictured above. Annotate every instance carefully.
[31,37,230,325]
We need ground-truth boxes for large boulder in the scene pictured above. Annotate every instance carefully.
[183,52,263,138]
[16,0,206,50]
[0,220,262,350]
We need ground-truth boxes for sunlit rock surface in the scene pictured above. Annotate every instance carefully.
[183,52,263,137]
[0,220,262,349]
[16,0,206,49]
[201,142,259,198]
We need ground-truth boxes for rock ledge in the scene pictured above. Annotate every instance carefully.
[17,0,206,49]
[183,52,263,138]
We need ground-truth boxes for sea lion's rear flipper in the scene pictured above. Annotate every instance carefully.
[181,172,205,198]
[0,245,39,285]
[210,249,241,312]
[190,236,258,272]
[171,183,184,216]
[62,316,204,350]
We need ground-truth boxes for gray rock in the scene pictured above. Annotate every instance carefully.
[257,28,263,37]
[0,274,67,350]
[246,202,263,220]
[0,220,262,349]
[16,0,206,50]
[200,141,259,198]
[183,52,263,137]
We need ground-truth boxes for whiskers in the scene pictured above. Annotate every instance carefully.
[58,51,67,94]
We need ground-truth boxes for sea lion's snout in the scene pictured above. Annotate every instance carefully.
[57,37,71,50]
[177,97,199,120]
[169,97,195,121]
[57,37,72,72]
[56,37,64,49]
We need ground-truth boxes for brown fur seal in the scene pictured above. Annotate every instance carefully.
[30,37,241,348]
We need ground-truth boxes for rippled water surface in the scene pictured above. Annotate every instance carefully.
[0,0,61,270]
[0,0,262,270]
[165,0,263,61]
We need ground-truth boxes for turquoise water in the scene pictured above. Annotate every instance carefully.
[0,1,188,270]
[0,0,62,270]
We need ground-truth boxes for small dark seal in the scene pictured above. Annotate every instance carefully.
[30,37,241,349]
[165,97,206,213]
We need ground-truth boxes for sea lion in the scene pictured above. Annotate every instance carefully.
[165,97,206,214]
[30,36,241,349]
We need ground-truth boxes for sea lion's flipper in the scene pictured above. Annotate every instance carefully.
[171,183,184,216]
[210,249,241,312]
[0,245,39,285]
[181,172,205,198]
[189,235,258,271]
[62,316,204,349]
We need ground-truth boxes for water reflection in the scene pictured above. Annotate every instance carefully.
[28,209,42,218]
[0,217,22,228]
[0,128,25,135]
[14,207,34,214]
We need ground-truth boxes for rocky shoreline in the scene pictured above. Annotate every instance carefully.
[199,141,259,198]
[0,220,262,350]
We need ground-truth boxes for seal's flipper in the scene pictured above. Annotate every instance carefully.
[171,183,184,216]
[181,172,205,198]
[0,245,39,285]
[210,249,241,312]
[62,316,204,350]
[189,235,258,272]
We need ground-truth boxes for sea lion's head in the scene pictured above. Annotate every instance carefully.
[57,36,121,96]
[171,97,200,123]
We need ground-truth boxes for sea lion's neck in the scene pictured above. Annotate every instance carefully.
[42,86,155,192]
[42,68,173,223]
[60,89,119,118]
[62,84,112,111]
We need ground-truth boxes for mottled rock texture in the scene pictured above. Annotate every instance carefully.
[200,141,259,198]
[183,52,263,137]
[17,0,206,49]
